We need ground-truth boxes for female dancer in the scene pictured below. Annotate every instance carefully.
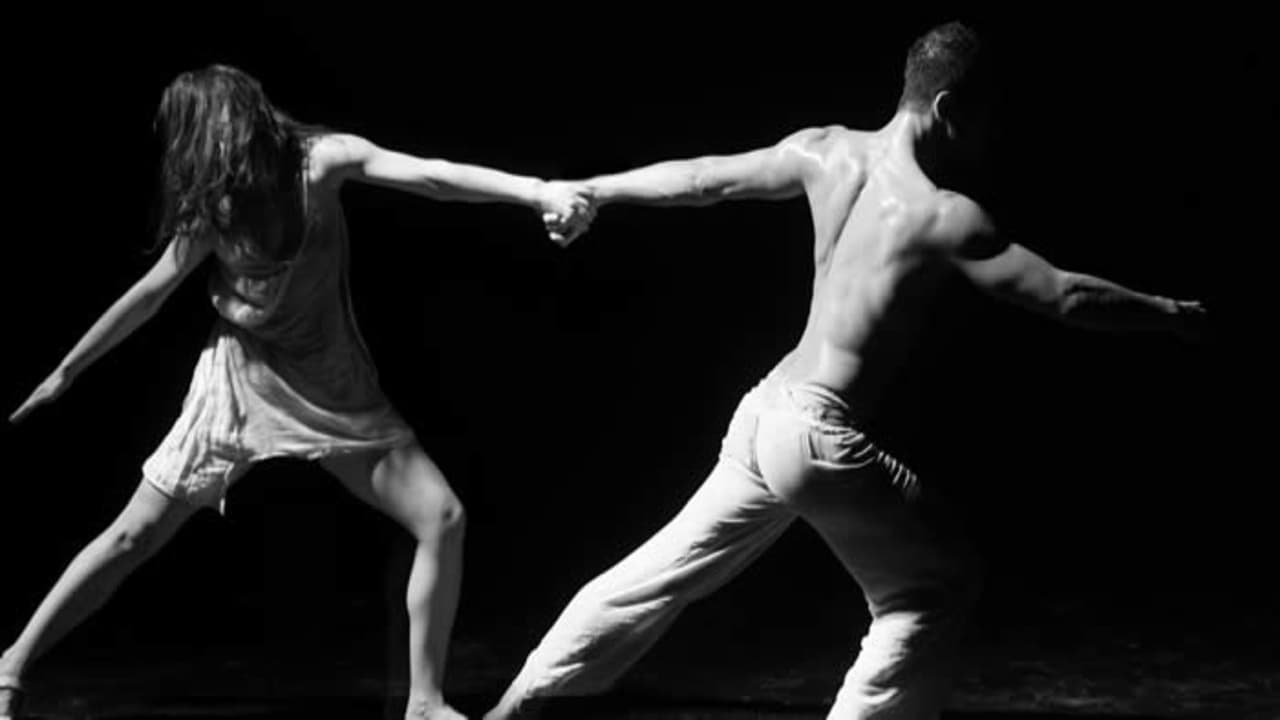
[1,64,590,720]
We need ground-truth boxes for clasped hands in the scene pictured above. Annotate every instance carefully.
[536,180,598,248]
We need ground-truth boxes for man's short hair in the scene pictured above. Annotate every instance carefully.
[898,22,985,112]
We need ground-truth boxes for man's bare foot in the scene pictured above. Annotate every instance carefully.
[482,694,543,720]
[404,694,468,720]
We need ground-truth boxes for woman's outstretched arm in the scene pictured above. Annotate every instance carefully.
[9,236,211,423]
[315,133,594,244]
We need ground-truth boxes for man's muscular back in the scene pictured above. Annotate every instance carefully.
[782,126,983,413]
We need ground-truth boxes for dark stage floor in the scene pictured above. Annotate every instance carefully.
[12,587,1277,720]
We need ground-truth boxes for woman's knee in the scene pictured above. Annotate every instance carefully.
[433,492,466,536]
[378,447,466,541]
[100,516,165,561]
[99,484,190,561]
[401,492,465,544]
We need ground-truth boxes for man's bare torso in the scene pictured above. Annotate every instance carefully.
[774,126,970,418]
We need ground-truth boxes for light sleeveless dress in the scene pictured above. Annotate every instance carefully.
[142,152,415,513]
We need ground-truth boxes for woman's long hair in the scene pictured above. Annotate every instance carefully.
[151,65,319,260]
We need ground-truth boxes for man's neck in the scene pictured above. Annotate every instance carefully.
[879,108,984,196]
[881,110,942,181]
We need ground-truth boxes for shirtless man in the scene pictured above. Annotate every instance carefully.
[488,22,1207,720]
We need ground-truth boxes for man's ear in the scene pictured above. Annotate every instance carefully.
[932,90,956,133]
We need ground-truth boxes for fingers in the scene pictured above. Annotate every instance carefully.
[540,180,599,237]
[9,378,63,424]
[542,206,594,248]
[544,215,573,246]
[547,223,581,247]
[9,399,35,424]
[538,180,598,247]
[1179,299,1208,319]
[1174,299,1210,344]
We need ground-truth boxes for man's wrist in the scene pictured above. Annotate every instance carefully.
[585,177,613,206]
[1156,296,1183,333]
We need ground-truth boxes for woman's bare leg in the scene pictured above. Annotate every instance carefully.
[0,481,198,709]
[323,443,466,720]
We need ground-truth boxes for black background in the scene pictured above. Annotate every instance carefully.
[0,3,1270,702]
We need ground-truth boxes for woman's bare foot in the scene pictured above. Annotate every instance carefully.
[404,694,468,720]
[0,679,24,720]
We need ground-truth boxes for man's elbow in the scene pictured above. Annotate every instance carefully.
[1052,271,1105,328]
[995,269,1077,321]
[1052,270,1079,317]
[686,158,720,204]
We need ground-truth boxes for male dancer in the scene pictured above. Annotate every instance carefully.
[487,22,1206,719]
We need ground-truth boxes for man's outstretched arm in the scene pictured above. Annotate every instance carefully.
[941,196,1206,340]
[584,127,829,207]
